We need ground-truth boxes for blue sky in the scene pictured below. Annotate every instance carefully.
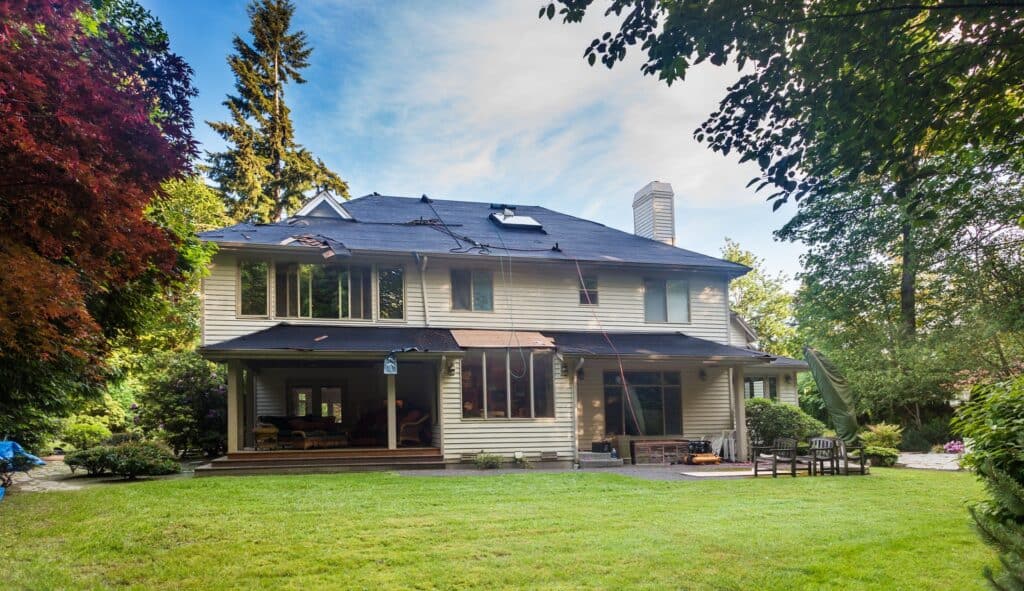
[143,0,806,281]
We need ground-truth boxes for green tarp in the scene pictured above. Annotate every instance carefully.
[804,347,860,444]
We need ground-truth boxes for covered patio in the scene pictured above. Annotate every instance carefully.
[199,324,460,474]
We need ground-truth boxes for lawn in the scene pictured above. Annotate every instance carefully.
[0,468,992,590]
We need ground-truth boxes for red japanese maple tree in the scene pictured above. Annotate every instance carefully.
[0,0,196,418]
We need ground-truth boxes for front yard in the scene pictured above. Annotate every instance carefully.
[0,468,991,590]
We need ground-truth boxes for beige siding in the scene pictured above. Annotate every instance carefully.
[202,252,730,346]
[729,317,751,348]
[745,368,800,406]
[576,359,735,447]
[439,356,575,461]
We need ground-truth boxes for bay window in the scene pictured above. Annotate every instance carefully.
[461,350,554,419]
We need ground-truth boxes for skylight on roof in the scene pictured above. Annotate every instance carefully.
[490,208,543,230]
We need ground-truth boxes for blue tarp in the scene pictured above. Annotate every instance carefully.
[0,441,45,467]
[1,441,45,502]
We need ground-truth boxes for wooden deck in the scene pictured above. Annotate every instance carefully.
[195,447,445,477]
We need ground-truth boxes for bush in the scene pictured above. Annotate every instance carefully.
[138,352,226,457]
[745,398,827,446]
[107,441,179,480]
[860,423,902,449]
[900,416,951,451]
[62,416,112,451]
[952,376,1024,589]
[105,432,143,446]
[473,452,503,470]
[953,378,1024,477]
[862,446,899,467]
[64,446,114,476]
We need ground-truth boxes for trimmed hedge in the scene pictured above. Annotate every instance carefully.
[745,398,827,446]
[64,441,179,480]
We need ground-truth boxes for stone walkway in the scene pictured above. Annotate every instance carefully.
[897,452,962,471]
[5,456,202,494]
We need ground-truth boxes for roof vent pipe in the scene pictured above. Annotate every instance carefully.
[632,181,675,245]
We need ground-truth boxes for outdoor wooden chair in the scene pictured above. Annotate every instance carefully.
[753,438,810,477]
[830,437,867,475]
[807,437,837,476]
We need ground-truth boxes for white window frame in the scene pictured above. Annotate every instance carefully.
[450,269,494,312]
[463,350,554,420]
[376,265,407,321]
[236,259,270,318]
[643,278,690,324]
[579,274,599,306]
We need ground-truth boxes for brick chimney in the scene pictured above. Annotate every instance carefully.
[632,181,675,245]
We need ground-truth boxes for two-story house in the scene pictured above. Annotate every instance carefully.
[197,181,804,474]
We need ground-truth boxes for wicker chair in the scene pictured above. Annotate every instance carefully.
[753,437,811,478]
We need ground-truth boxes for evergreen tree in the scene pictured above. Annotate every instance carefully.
[207,0,347,223]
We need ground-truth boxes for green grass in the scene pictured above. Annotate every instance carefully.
[0,469,992,590]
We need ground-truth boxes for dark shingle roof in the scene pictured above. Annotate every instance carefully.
[543,331,774,361]
[202,324,460,354]
[768,356,810,369]
[199,194,748,274]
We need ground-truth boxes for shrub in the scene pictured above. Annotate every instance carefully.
[64,446,114,476]
[860,423,902,449]
[745,398,827,446]
[62,416,112,451]
[138,352,226,457]
[953,378,1024,477]
[863,446,899,467]
[952,376,1024,589]
[930,444,945,454]
[473,452,503,470]
[105,432,143,446]
[107,441,179,480]
[900,416,951,451]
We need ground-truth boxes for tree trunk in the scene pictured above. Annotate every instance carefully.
[899,219,917,338]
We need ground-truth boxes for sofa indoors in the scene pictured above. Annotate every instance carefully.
[255,416,349,450]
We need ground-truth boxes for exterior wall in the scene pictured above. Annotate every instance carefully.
[202,251,731,346]
[438,355,575,462]
[729,317,752,348]
[576,359,736,447]
[745,368,800,406]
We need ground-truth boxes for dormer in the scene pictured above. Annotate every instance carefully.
[294,189,352,219]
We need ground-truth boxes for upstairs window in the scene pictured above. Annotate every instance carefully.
[451,270,493,312]
[238,261,269,316]
[579,274,599,305]
[275,264,372,319]
[643,278,689,323]
[377,267,405,320]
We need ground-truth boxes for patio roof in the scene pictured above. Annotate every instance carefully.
[542,331,775,362]
[201,324,461,356]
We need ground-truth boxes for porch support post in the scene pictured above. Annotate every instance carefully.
[227,360,242,454]
[387,374,397,450]
[732,365,748,461]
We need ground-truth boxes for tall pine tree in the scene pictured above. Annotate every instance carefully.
[207,0,347,223]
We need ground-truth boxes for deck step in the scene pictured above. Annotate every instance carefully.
[209,456,442,469]
[194,460,447,477]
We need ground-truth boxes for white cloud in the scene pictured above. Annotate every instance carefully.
[296,0,803,277]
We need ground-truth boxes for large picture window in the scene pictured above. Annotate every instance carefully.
[451,270,493,311]
[275,264,373,319]
[603,371,682,436]
[239,261,269,316]
[461,350,554,419]
[643,279,689,323]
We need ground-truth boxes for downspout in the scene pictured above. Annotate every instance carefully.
[570,356,585,467]
[416,253,430,327]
